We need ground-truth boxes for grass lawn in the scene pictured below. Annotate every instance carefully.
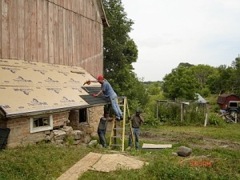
[0,123,239,180]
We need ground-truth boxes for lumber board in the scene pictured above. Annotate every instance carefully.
[142,143,172,149]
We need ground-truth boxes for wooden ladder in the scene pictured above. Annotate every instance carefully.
[109,96,133,152]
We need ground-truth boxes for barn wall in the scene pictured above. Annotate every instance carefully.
[0,0,104,77]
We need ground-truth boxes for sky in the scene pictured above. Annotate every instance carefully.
[121,0,240,81]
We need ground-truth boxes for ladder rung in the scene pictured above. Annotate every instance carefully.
[111,144,122,147]
[111,136,122,138]
[113,128,123,130]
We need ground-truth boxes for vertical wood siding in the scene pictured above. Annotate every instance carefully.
[0,0,104,77]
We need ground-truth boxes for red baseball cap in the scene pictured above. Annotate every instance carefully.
[97,75,104,81]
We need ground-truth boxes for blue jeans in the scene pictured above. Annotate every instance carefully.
[128,128,140,149]
[109,95,122,119]
[98,129,107,147]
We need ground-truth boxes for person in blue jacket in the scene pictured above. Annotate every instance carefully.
[85,75,123,121]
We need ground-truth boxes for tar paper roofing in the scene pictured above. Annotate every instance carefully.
[0,59,107,118]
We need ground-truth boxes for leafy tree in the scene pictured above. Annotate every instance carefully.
[102,0,148,110]
[162,65,200,100]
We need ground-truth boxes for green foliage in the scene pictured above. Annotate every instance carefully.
[163,64,217,100]
[163,66,200,100]
[208,113,226,126]
[102,0,149,110]
[0,143,91,180]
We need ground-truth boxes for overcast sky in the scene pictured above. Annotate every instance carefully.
[121,0,240,81]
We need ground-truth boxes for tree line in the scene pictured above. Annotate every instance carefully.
[102,0,239,123]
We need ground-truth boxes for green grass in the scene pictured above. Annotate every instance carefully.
[0,123,240,180]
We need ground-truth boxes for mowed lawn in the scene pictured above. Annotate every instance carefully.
[0,123,239,180]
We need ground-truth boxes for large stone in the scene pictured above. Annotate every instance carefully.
[84,134,91,144]
[62,126,73,135]
[72,130,84,140]
[53,130,66,140]
[177,146,192,157]
[88,140,98,147]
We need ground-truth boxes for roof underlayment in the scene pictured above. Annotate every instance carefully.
[0,59,107,118]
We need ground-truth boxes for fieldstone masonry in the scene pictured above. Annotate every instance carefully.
[1,106,104,148]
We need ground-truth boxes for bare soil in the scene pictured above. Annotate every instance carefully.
[140,130,240,151]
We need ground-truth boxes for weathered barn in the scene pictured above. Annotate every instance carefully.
[217,94,240,110]
[0,0,109,148]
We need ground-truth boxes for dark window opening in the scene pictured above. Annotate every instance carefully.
[79,109,87,122]
[33,117,50,127]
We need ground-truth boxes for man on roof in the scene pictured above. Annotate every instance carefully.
[84,75,123,121]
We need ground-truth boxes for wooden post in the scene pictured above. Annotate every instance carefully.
[204,104,209,127]
[181,103,183,122]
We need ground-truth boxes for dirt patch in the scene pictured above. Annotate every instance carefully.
[140,131,240,151]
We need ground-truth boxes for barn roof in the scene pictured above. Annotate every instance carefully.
[97,0,109,27]
[217,94,240,105]
[0,59,108,118]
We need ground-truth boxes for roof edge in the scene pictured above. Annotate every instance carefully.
[97,0,109,27]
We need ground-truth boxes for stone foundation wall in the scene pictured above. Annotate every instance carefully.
[5,111,69,148]
[3,106,106,148]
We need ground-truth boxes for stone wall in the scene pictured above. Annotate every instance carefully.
[3,106,105,148]
[5,111,69,148]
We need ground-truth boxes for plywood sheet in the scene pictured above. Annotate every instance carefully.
[0,59,100,117]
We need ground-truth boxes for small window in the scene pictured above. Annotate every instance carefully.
[30,115,53,133]
[79,109,87,122]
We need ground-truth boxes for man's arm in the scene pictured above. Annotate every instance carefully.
[93,90,103,97]
[83,80,99,85]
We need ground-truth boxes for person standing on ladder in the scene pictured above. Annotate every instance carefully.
[128,109,144,150]
[84,75,123,121]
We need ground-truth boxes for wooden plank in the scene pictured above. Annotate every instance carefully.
[24,0,31,61]
[42,0,49,63]
[63,10,68,65]
[78,16,82,62]
[9,0,18,59]
[72,13,76,65]
[68,0,72,11]
[81,16,85,62]
[0,0,2,58]
[76,15,80,63]
[17,0,25,60]
[2,0,10,58]
[30,0,37,61]
[58,7,64,65]
[53,5,59,64]
[63,0,68,9]
[48,2,54,63]
[142,143,172,149]
[86,20,90,59]
[79,0,83,15]
[37,0,43,62]
[57,152,102,180]
[68,12,73,65]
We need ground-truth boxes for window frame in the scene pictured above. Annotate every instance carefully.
[30,114,53,133]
